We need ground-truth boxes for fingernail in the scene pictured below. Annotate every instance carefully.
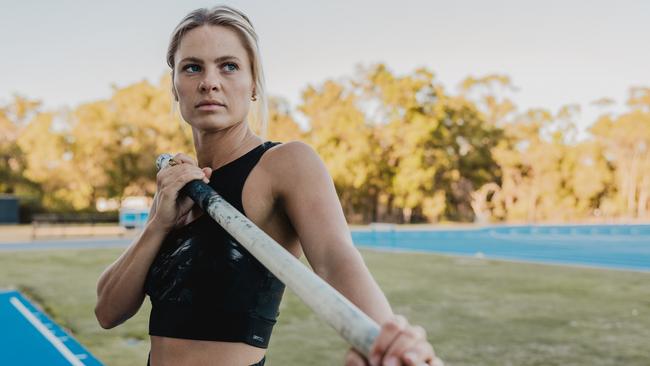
[384,356,399,366]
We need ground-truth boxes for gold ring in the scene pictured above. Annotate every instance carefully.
[168,158,180,167]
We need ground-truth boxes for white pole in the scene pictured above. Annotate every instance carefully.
[156,154,441,365]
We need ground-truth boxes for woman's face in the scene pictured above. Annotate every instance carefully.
[173,25,254,131]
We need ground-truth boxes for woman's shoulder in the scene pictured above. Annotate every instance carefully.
[264,140,321,167]
[265,141,318,161]
[261,141,329,189]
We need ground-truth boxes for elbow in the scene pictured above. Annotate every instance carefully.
[94,288,145,329]
[314,248,365,282]
[94,303,121,329]
[98,319,117,330]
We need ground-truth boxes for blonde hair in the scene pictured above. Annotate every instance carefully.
[167,5,267,135]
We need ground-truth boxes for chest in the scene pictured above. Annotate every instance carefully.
[184,163,299,255]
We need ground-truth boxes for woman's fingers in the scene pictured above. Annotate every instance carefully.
[151,152,212,230]
[159,164,209,188]
[344,348,369,366]
[172,153,197,166]
[169,170,210,192]
[368,315,440,366]
[202,167,212,182]
[157,153,210,187]
[370,315,408,366]
[383,325,427,365]
[400,339,436,366]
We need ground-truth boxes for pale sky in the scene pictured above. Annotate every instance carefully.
[1,0,649,136]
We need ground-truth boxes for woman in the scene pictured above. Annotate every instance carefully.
[95,5,438,366]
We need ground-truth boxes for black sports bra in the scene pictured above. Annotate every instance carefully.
[144,141,285,348]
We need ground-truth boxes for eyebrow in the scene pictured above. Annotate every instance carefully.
[178,56,241,64]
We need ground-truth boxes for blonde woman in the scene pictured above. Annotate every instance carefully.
[95,6,438,366]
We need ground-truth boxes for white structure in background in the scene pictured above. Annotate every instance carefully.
[95,198,120,212]
[119,196,151,229]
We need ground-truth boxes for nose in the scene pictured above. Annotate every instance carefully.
[198,72,221,93]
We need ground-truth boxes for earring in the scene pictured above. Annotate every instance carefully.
[251,93,257,102]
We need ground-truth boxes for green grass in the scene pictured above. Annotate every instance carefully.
[0,248,648,365]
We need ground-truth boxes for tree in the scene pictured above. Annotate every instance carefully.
[0,96,41,196]
[16,110,82,210]
[360,64,503,222]
[488,108,566,221]
[590,88,650,218]
[266,96,304,142]
[459,74,517,126]
[299,79,382,223]
[69,74,194,207]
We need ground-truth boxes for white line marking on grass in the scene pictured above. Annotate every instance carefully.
[9,297,85,366]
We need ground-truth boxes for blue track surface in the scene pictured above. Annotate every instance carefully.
[351,224,650,271]
[0,290,103,365]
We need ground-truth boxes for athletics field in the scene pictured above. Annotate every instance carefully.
[0,237,648,365]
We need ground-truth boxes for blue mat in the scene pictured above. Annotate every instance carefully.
[0,290,103,365]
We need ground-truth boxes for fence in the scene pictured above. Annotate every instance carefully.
[31,213,121,239]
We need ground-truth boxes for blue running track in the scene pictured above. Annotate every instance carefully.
[0,290,103,365]
[351,224,650,272]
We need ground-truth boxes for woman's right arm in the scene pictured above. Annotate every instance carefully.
[94,219,169,329]
[94,154,212,329]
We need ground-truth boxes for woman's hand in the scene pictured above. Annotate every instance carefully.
[149,153,212,232]
[344,315,441,366]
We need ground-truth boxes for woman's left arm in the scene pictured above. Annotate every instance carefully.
[271,142,438,366]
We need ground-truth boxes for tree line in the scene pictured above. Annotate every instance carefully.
[1,65,649,223]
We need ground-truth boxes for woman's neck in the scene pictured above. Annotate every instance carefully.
[193,121,263,170]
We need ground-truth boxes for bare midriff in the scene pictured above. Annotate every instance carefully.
[150,336,266,366]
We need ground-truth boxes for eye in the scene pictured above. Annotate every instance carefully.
[222,62,239,72]
[182,64,201,74]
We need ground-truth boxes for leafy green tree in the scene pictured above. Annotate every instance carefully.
[7,65,648,224]
[299,79,383,222]
[361,64,502,222]
[16,110,79,210]
[267,96,304,142]
[591,87,650,218]
[0,96,44,218]
[69,75,193,207]
[459,74,517,126]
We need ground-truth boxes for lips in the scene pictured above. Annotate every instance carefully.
[195,100,226,108]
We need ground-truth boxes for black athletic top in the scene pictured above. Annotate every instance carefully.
[144,141,285,348]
